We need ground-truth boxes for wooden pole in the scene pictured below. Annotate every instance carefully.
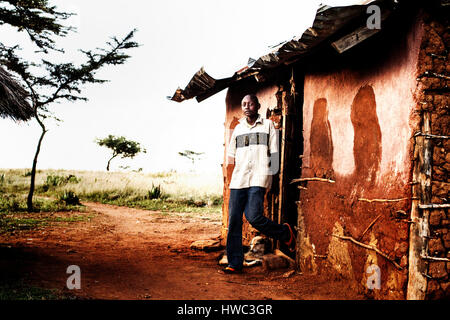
[278,89,288,228]
[407,111,432,300]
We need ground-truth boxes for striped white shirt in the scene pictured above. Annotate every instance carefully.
[227,114,279,189]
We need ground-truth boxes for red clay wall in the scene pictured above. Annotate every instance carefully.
[297,16,424,299]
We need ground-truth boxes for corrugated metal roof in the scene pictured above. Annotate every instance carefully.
[169,67,234,103]
[169,0,397,103]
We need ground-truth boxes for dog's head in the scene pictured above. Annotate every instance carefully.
[249,236,269,257]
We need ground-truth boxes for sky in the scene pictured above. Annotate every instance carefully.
[0,0,364,174]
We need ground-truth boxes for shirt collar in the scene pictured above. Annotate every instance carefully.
[239,114,263,128]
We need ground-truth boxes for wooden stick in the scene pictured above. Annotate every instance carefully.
[331,234,402,270]
[419,204,450,209]
[427,53,447,60]
[358,214,383,241]
[290,177,335,184]
[414,132,450,139]
[417,71,450,81]
[297,186,307,190]
[224,280,259,286]
[358,197,417,203]
[421,255,450,262]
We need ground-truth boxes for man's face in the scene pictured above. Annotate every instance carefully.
[241,95,260,118]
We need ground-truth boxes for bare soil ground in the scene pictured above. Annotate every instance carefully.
[0,202,365,300]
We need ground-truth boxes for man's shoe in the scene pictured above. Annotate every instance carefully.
[284,223,296,252]
[223,266,242,274]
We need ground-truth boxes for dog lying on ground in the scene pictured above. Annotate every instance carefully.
[218,235,270,267]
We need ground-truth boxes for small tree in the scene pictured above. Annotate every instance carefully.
[96,135,146,171]
[0,1,139,211]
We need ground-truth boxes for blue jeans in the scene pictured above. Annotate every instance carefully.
[226,186,290,269]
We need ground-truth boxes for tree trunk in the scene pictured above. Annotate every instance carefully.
[27,114,47,212]
[106,154,117,171]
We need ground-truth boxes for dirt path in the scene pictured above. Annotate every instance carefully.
[0,202,364,300]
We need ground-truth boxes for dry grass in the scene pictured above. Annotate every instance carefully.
[2,169,223,197]
[0,168,224,213]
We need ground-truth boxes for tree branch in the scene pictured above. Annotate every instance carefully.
[331,234,402,270]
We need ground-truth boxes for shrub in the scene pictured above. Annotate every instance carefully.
[147,184,163,200]
[59,191,81,205]
[66,175,80,184]
[208,195,223,206]
[45,174,66,188]
[42,174,80,191]
[0,194,23,212]
[177,197,206,207]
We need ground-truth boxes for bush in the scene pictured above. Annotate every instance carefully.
[147,184,164,200]
[208,195,223,206]
[42,174,80,191]
[47,175,64,187]
[0,194,24,212]
[177,197,206,207]
[66,175,80,184]
[59,191,81,205]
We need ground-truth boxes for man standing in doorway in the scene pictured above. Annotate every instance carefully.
[224,94,295,274]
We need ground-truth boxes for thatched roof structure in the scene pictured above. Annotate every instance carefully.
[0,66,33,121]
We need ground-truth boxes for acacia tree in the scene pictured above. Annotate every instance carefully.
[0,0,73,53]
[0,0,139,211]
[96,135,146,171]
[178,150,204,171]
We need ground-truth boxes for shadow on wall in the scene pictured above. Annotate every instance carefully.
[309,84,382,187]
[350,84,382,189]
[310,97,334,180]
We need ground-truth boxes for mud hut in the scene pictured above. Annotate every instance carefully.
[171,0,449,299]
[0,66,33,121]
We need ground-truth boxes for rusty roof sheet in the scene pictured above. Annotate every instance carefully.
[169,0,396,103]
[169,67,234,103]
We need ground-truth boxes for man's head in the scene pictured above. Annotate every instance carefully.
[241,94,260,120]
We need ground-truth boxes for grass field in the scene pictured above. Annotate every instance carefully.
[0,168,224,225]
